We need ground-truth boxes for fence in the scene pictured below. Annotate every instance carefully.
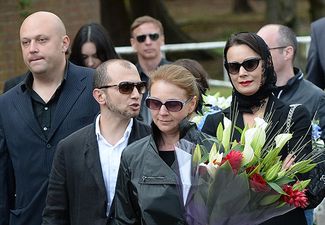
[115,36,311,88]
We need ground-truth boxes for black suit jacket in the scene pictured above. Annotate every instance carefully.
[42,120,151,225]
[0,62,99,225]
[306,17,325,89]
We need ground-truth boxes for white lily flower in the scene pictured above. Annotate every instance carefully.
[222,117,232,151]
[275,133,293,150]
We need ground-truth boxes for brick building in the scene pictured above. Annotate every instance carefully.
[0,0,100,92]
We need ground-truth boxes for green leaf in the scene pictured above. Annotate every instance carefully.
[274,176,294,186]
[260,194,281,206]
[268,182,287,195]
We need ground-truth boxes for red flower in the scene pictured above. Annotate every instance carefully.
[221,150,243,174]
[249,173,269,192]
[281,184,309,208]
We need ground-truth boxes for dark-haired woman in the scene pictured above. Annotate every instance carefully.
[69,23,119,68]
[202,32,311,225]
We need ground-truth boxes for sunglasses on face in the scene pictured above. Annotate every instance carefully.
[225,58,261,75]
[135,33,160,43]
[145,97,192,112]
[99,81,147,94]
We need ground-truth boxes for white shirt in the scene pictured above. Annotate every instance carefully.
[95,114,133,214]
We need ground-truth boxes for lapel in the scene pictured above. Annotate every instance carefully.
[83,124,107,198]
[13,85,47,141]
[48,63,87,140]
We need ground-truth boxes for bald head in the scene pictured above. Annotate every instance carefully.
[20,11,66,38]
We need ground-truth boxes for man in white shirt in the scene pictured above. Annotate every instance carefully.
[42,59,151,225]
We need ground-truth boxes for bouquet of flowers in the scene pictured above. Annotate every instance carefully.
[185,117,316,225]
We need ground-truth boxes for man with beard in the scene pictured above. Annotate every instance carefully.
[42,59,151,225]
[130,16,170,124]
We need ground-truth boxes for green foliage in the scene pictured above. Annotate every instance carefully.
[19,0,32,18]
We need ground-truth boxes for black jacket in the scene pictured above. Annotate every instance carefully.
[202,95,312,225]
[42,119,151,225]
[276,68,325,139]
[113,121,213,225]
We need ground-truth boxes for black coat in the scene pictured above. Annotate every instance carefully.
[42,120,151,225]
[202,95,312,225]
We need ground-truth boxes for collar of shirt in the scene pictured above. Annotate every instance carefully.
[21,60,69,92]
[95,114,133,146]
[95,114,134,214]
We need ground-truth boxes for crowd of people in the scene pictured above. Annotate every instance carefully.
[0,10,325,225]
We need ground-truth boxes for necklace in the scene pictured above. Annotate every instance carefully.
[250,99,266,114]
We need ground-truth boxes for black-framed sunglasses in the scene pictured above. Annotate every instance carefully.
[135,33,160,43]
[225,58,261,75]
[99,81,147,94]
[145,97,193,112]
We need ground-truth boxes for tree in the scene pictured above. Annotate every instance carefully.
[265,0,297,29]
[100,0,192,46]
[309,0,325,21]
[233,0,253,13]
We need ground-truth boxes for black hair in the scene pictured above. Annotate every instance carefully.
[224,32,277,113]
[69,23,119,66]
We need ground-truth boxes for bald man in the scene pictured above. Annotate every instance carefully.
[42,59,151,225]
[0,11,99,225]
[257,24,325,225]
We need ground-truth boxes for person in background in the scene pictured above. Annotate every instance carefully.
[130,15,170,124]
[306,17,325,90]
[2,73,26,93]
[42,59,151,225]
[113,64,213,224]
[173,59,209,115]
[257,23,325,225]
[201,32,311,225]
[69,23,119,69]
[0,11,99,225]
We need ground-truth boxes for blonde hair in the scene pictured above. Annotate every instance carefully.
[149,64,199,108]
[130,15,164,36]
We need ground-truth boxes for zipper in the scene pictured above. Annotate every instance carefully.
[141,176,165,182]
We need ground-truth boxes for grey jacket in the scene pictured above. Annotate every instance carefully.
[113,121,213,225]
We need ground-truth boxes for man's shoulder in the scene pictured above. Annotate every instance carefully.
[300,79,325,97]
[67,62,95,78]
[313,17,325,29]
[58,123,95,146]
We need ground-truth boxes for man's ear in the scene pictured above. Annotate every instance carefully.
[93,89,106,105]
[62,35,70,53]
[284,46,294,61]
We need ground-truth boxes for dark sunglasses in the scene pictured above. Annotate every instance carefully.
[135,33,160,43]
[99,81,146,94]
[225,58,261,75]
[146,97,192,112]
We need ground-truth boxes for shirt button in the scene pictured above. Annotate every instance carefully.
[44,107,48,110]
[46,144,51,148]
[43,127,48,131]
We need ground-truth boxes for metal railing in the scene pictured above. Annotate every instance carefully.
[115,36,311,87]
